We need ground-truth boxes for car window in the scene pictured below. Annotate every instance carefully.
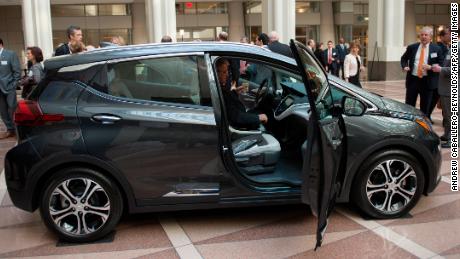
[106,56,203,106]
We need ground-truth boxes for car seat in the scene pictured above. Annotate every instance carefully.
[232,133,281,175]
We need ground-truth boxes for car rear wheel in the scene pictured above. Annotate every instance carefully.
[40,168,123,242]
[352,150,424,219]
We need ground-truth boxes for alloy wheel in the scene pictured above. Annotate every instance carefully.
[49,178,111,236]
[366,159,417,214]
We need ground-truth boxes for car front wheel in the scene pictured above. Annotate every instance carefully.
[40,168,123,242]
[352,150,425,219]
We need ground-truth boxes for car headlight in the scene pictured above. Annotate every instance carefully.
[415,116,433,133]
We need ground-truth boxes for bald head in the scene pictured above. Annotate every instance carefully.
[268,31,279,43]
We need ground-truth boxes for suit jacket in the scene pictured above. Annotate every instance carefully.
[268,41,293,58]
[314,49,325,67]
[438,50,451,96]
[55,43,71,56]
[400,42,443,90]
[222,89,260,130]
[335,44,348,61]
[323,48,339,69]
[0,48,21,94]
[437,42,449,61]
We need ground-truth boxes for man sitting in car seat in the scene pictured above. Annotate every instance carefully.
[216,58,268,130]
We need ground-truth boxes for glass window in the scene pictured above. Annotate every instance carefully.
[245,1,262,14]
[98,4,127,16]
[425,4,434,14]
[415,5,426,14]
[435,5,449,14]
[107,56,203,106]
[184,2,197,15]
[193,28,215,40]
[246,26,262,43]
[296,1,320,14]
[51,5,85,17]
[295,26,319,46]
[85,5,98,16]
[197,2,227,14]
[176,3,184,15]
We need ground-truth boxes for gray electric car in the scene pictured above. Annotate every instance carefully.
[5,41,441,248]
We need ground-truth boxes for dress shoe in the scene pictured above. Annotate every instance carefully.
[0,131,15,139]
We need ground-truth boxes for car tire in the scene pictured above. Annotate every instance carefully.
[352,150,424,219]
[39,167,123,242]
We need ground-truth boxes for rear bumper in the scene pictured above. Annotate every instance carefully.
[4,141,41,212]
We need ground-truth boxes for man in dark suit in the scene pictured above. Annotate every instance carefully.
[216,59,267,130]
[428,28,451,117]
[400,27,443,117]
[268,31,293,58]
[433,49,451,147]
[0,38,20,138]
[336,37,348,79]
[323,41,339,76]
[55,25,83,56]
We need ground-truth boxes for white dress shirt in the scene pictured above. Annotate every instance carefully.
[344,54,361,78]
[412,43,430,77]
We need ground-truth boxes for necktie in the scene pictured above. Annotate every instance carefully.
[417,45,426,78]
[328,49,332,64]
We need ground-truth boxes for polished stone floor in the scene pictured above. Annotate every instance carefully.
[0,81,458,259]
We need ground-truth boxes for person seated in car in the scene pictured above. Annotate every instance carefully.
[216,58,268,130]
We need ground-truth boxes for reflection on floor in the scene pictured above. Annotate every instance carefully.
[0,81,459,259]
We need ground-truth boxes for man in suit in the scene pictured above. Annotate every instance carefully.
[55,25,83,56]
[323,41,339,76]
[401,26,443,117]
[307,39,316,52]
[0,38,20,138]
[336,37,348,79]
[432,49,451,147]
[428,28,451,117]
[268,31,293,58]
[216,58,267,130]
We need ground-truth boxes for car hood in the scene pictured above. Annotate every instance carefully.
[329,76,424,117]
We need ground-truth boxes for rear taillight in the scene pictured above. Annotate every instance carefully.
[14,100,64,126]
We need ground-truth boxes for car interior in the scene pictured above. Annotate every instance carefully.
[214,57,319,186]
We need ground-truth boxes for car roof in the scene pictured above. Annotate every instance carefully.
[45,42,297,71]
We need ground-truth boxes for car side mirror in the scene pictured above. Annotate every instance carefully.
[342,96,366,116]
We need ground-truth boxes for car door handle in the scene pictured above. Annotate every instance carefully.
[91,114,122,124]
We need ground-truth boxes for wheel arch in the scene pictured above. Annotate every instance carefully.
[338,140,433,203]
[29,158,136,214]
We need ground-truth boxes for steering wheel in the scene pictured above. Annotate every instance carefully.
[255,79,271,107]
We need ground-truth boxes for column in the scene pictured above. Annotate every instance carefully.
[367,0,406,80]
[228,1,245,42]
[319,1,335,45]
[22,0,53,59]
[145,0,176,43]
[262,0,295,44]
[404,0,417,45]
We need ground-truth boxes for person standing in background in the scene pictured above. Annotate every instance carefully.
[344,42,365,87]
[21,46,44,98]
[432,48,452,148]
[0,38,20,138]
[428,28,451,118]
[323,41,339,76]
[267,31,293,58]
[336,37,348,79]
[314,42,325,68]
[307,39,316,52]
[55,25,83,56]
[400,26,443,117]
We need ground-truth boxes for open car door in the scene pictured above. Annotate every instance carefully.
[289,40,346,250]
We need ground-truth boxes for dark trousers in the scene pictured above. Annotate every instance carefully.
[428,91,440,118]
[440,95,451,139]
[327,63,339,77]
[349,74,362,88]
[405,75,433,116]
[339,61,345,79]
[0,90,17,131]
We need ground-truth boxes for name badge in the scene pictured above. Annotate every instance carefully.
[0,61,7,65]
[430,53,438,58]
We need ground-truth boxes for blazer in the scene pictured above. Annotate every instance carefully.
[400,42,443,90]
[438,50,451,97]
[0,48,21,94]
[344,54,362,78]
[336,44,348,61]
[55,43,71,56]
[268,41,293,58]
[323,48,339,68]
[222,89,260,130]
